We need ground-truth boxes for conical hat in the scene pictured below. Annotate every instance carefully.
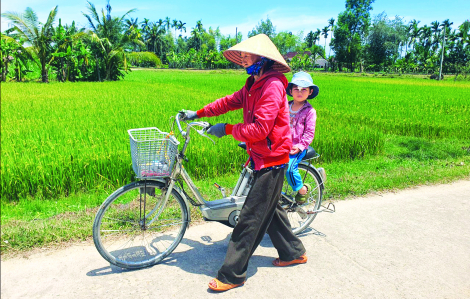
[223,34,291,73]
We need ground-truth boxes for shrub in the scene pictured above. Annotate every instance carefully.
[126,52,162,68]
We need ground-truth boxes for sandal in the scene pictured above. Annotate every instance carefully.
[272,254,308,267]
[295,183,312,204]
[208,278,244,292]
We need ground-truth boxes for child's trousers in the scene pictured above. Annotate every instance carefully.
[216,167,306,285]
[286,150,307,192]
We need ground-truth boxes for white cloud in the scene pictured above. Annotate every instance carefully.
[214,8,331,40]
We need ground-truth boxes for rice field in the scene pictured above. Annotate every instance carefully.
[1,70,469,202]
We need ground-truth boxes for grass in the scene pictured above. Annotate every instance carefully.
[1,69,469,255]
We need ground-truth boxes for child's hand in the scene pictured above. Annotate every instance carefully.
[290,147,301,155]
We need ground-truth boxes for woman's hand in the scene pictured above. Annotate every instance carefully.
[183,110,199,121]
[207,123,227,138]
[290,146,301,155]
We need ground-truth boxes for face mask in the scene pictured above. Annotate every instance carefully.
[246,57,268,75]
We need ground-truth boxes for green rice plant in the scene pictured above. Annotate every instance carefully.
[1,70,469,202]
[126,52,162,68]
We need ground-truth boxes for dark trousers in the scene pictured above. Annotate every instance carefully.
[216,167,306,284]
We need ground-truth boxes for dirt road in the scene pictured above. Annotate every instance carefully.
[2,180,470,299]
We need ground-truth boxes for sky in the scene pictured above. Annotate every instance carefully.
[2,0,469,52]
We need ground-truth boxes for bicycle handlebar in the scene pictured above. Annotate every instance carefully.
[176,111,214,143]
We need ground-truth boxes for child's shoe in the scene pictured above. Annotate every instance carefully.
[294,183,311,204]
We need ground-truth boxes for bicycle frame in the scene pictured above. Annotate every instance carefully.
[157,112,329,227]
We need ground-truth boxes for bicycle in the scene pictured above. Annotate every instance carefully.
[93,111,333,269]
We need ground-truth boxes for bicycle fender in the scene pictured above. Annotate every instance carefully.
[172,185,192,224]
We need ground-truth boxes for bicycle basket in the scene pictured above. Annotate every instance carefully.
[128,127,180,179]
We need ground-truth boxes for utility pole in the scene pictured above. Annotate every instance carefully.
[235,27,238,43]
[438,25,446,80]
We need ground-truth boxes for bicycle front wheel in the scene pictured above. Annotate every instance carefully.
[93,180,189,269]
[282,164,323,235]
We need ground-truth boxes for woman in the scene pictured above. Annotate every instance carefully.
[184,34,307,292]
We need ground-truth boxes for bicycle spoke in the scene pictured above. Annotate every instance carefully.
[93,181,189,269]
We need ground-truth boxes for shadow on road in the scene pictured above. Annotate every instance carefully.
[86,225,326,278]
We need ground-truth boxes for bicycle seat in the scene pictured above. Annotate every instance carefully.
[303,146,318,160]
[238,142,247,150]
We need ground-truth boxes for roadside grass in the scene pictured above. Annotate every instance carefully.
[1,70,469,256]
[2,136,469,256]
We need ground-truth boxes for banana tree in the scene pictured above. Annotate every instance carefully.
[51,19,89,81]
[0,33,33,81]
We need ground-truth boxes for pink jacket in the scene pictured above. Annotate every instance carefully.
[288,100,316,152]
[198,70,291,170]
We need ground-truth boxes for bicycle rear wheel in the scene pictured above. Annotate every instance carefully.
[282,164,323,235]
[93,180,188,269]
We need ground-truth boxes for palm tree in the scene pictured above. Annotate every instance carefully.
[147,22,166,56]
[322,26,329,57]
[408,19,421,55]
[82,0,142,81]
[438,19,454,77]
[190,27,202,51]
[140,18,151,47]
[459,20,470,43]
[2,6,58,82]
[157,19,164,30]
[164,17,171,33]
[177,21,187,37]
[305,31,315,48]
[328,18,335,57]
[172,19,179,40]
[195,20,204,33]
[125,18,139,30]
[313,29,321,46]
[188,20,204,51]
[430,21,441,52]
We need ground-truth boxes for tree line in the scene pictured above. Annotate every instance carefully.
[1,0,469,82]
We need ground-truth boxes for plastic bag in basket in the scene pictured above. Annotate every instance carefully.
[141,161,170,177]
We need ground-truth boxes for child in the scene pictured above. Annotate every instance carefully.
[285,71,319,204]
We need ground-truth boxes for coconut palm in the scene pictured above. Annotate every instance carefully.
[125,18,139,30]
[2,6,58,82]
[82,0,142,81]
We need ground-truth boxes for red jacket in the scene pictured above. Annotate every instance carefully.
[197,70,291,170]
